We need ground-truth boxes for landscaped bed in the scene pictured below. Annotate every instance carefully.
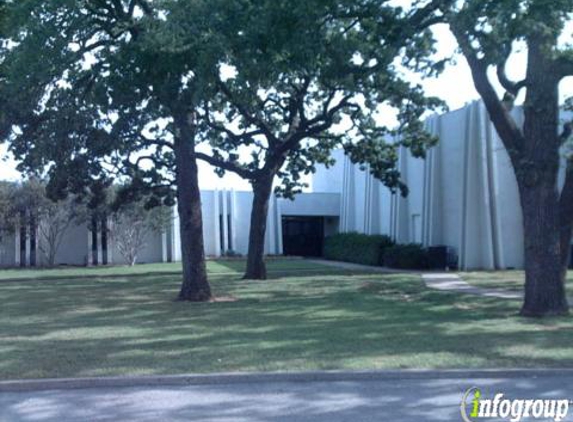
[1,259,573,380]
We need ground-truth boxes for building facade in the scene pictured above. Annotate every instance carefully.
[0,190,340,267]
[1,101,566,270]
[314,101,571,270]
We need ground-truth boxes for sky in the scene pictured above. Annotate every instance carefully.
[1,14,572,191]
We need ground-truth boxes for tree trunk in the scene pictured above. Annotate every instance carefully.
[243,175,274,280]
[173,112,211,301]
[518,37,568,316]
[560,223,572,287]
[519,181,569,316]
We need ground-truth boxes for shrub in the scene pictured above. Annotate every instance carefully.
[383,243,429,269]
[323,232,394,266]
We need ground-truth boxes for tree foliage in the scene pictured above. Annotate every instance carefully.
[0,0,226,300]
[0,0,446,282]
[194,0,445,198]
[0,179,86,267]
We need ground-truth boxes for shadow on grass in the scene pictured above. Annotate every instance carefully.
[1,269,573,380]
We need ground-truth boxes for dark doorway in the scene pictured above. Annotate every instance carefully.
[282,216,324,257]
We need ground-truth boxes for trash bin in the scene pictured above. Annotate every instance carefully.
[428,246,458,270]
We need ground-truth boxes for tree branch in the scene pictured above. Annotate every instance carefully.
[496,46,527,96]
[449,21,525,156]
[216,80,279,145]
[201,105,265,147]
[195,152,256,180]
[139,134,174,150]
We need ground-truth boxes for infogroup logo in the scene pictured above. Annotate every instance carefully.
[460,387,570,422]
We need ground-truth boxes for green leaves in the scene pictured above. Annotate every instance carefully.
[197,0,444,195]
[2,0,445,203]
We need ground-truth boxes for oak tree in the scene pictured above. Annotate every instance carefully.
[441,0,573,316]
[194,0,444,279]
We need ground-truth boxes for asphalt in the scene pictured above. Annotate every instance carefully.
[2,371,573,421]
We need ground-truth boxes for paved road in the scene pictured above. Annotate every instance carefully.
[3,374,573,422]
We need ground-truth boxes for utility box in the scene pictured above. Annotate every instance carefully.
[428,246,458,270]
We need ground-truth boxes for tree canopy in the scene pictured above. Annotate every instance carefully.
[0,0,447,282]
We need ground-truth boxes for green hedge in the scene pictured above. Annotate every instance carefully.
[383,243,429,269]
[323,232,394,266]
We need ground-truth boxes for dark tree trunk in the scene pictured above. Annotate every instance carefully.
[243,175,274,280]
[517,37,568,316]
[173,112,211,302]
[519,182,568,316]
[560,223,572,284]
[452,21,573,317]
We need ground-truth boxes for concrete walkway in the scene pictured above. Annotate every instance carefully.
[3,371,573,421]
[422,273,522,300]
[310,259,522,300]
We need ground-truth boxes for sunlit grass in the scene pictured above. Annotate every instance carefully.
[1,260,573,380]
[462,271,573,294]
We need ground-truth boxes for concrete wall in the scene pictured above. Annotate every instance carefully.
[3,100,554,270]
[0,233,15,268]
[204,190,341,257]
[312,101,546,270]
[51,224,90,266]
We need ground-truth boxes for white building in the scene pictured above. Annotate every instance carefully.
[315,101,572,270]
[0,190,340,268]
[1,101,567,270]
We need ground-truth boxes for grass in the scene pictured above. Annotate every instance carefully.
[462,271,573,294]
[1,259,573,380]
[0,258,327,282]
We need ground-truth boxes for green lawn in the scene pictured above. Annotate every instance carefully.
[2,260,573,380]
[0,258,327,282]
[462,271,573,294]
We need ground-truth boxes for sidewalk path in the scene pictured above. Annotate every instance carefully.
[309,259,522,300]
[422,273,522,300]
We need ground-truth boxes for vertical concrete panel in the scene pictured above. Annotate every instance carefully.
[265,196,276,254]
[213,190,221,257]
[434,107,467,259]
[490,108,525,269]
[0,233,16,267]
[230,190,238,252]
[14,226,21,267]
[276,198,283,255]
[56,224,90,266]
[221,190,229,253]
[462,102,495,270]
[395,145,410,243]
[199,191,217,257]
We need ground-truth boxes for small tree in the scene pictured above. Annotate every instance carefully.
[110,200,172,266]
[12,180,84,267]
[36,196,82,267]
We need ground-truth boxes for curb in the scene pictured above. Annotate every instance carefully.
[2,369,573,392]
